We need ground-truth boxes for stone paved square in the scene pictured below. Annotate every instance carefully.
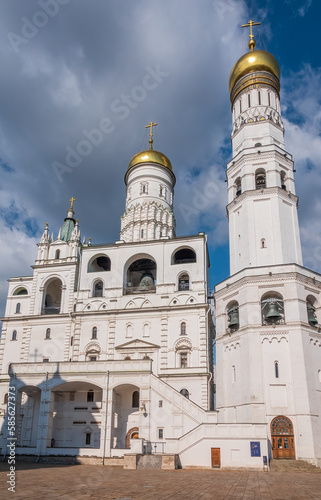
[1,463,321,500]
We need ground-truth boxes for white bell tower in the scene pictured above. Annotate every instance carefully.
[227,22,302,275]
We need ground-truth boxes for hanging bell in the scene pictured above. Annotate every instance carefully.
[307,306,318,327]
[228,309,239,329]
[138,272,154,290]
[265,302,282,322]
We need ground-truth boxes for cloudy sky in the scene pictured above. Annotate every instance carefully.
[0,0,320,316]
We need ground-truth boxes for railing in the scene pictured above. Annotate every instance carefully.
[124,285,156,295]
[143,441,166,454]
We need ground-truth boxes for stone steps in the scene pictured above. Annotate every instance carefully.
[270,459,321,472]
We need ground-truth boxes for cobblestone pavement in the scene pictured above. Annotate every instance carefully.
[0,463,321,500]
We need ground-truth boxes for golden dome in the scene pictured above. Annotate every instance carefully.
[127,149,173,172]
[229,49,280,95]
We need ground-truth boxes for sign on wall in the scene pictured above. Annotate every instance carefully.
[250,441,261,457]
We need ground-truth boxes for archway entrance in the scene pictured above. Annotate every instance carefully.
[271,416,295,459]
[126,427,139,448]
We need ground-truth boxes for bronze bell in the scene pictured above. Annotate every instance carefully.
[138,272,154,290]
[265,302,282,321]
[228,309,239,328]
[307,306,318,327]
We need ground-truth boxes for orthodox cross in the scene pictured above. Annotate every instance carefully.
[145,121,158,149]
[69,197,76,211]
[241,20,261,51]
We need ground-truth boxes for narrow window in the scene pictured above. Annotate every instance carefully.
[268,92,271,107]
[15,303,21,314]
[275,362,279,379]
[141,229,144,238]
[87,390,94,402]
[180,352,188,368]
[180,322,187,335]
[248,93,251,108]
[92,326,97,339]
[70,336,73,346]
[239,98,242,113]
[85,433,91,445]
[132,391,139,408]
[45,328,51,339]
[178,273,189,291]
[4,394,8,404]
[159,400,163,408]
[93,281,103,297]
[55,249,60,260]
[158,428,164,439]
[12,330,17,341]
[142,184,146,193]
[232,365,236,383]
[261,238,265,249]
[258,90,261,105]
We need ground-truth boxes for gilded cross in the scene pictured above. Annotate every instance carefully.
[145,121,158,150]
[69,197,76,211]
[241,20,261,51]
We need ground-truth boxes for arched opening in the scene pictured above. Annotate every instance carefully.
[12,330,17,341]
[172,248,196,265]
[125,258,156,294]
[275,361,279,378]
[13,287,28,296]
[180,322,187,335]
[280,171,287,190]
[55,249,60,260]
[86,349,99,361]
[178,273,190,291]
[227,301,239,332]
[306,295,318,327]
[180,388,189,399]
[45,328,51,340]
[88,255,111,272]
[125,427,139,449]
[261,292,285,325]
[15,303,21,314]
[87,390,94,402]
[271,416,295,459]
[255,168,266,189]
[92,327,97,339]
[235,177,242,197]
[42,278,62,315]
[93,280,103,297]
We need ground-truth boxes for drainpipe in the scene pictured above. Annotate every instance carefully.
[102,371,110,465]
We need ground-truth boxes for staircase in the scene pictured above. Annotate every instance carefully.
[270,459,320,472]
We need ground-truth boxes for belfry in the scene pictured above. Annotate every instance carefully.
[0,22,320,469]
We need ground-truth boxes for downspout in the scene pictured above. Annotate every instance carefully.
[102,371,110,465]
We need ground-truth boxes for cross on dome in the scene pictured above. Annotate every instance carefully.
[241,20,261,51]
[145,121,158,150]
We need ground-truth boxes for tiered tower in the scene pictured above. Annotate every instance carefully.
[215,22,321,465]
[120,122,176,242]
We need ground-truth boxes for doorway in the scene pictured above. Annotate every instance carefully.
[271,416,295,459]
[211,448,221,468]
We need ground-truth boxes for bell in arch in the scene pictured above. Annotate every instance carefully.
[228,307,239,329]
[265,300,282,322]
[307,305,318,327]
[138,272,154,290]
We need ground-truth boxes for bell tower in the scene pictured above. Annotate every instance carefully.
[227,21,302,275]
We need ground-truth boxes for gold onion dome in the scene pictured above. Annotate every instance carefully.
[127,149,173,172]
[229,50,280,94]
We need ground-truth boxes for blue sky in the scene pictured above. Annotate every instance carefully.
[0,0,320,315]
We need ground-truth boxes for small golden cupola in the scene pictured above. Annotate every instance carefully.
[229,20,280,108]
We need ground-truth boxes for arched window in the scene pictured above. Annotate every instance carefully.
[180,322,187,335]
[178,273,189,291]
[307,296,318,327]
[248,93,251,108]
[42,278,62,315]
[172,248,196,265]
[12,331,17,341]
[261,238,266,249]
[13,287,28,296]
[55,249,60,260]
[87,390,94,402]
[255,169,266,189]
[93,281,103,297]
[258,90,261,105]
[180,388,189,399]
[235,177,241,197]
[143,323,150,337]
[92,327,97,339]
[143,355,150,360]
[126,258,156,294]
[141,229,144,238]
[280,171,286,190]
[275,361,279,378]
[261,292,285,325]
[232,365,236,383]
[126,324,133,338]
[132,391,139,408]
[15,303,21,314]
[4,393,8,404]
[227,301,239,332]
[45,328,51,340]
[124,356,131,360]
[88,255,111,272]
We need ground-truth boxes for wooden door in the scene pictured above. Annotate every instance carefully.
[271,416,295,459]
[211,448,221,468]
